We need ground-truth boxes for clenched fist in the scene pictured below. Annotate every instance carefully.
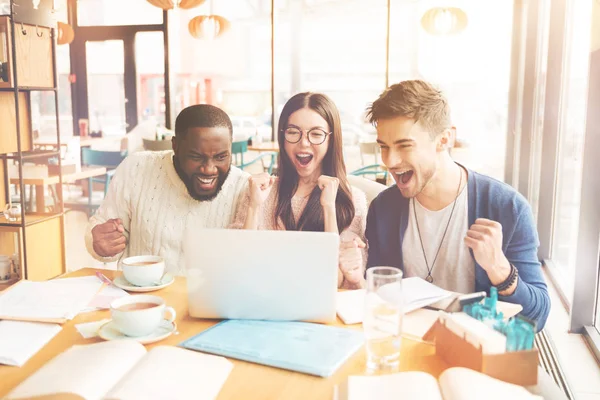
[92,218,127,257]
[317,175,339,209]
[248,173,276,208]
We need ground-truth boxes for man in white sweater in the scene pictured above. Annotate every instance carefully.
[85,105,250,275]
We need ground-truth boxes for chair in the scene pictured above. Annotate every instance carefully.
[143,138,173,151]
[347,175,387,206]
[231,140,277,174]
[350,164,389,184]
[71,148,127,216]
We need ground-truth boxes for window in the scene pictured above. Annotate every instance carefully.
[275,0,386,172]
[136,32,165,126]
[550,0,593,300]
[77,0,163,26]
[86,40,126,136]
[169,1,272,141]
[29,0,72,138]
[389,0,514,181]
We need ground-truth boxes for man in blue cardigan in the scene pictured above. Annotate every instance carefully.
[365,80,550,330]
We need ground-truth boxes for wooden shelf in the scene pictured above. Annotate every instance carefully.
[0,86,57,92]
[2,150,60,160]
[0,212,62,228]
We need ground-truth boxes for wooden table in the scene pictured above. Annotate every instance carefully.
[248,141,279,152]
[34,135,126,149]
[9,167,107,212]
[0,268,448,400]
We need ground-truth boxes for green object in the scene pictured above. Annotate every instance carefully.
[463,287,535,352]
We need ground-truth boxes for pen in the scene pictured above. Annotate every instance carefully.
[95,271,114,293]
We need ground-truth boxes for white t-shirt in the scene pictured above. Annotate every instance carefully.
[402,185,475,294]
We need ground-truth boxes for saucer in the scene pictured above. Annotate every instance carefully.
[113,273,174,292]
[98,319,177,345]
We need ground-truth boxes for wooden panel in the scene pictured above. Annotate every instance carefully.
[0,231,17,257]
[0,160,6,210]
[0,91,32,154]
[14,23,53,88]
[0,17,13,88]
[24,216,64,281]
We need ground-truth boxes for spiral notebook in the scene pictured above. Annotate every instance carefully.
[179,320,364,377]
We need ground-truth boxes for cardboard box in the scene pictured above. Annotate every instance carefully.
[423,317,539,386]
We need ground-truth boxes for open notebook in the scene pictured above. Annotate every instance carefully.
[336,367,542,400]
[6,341,233,400]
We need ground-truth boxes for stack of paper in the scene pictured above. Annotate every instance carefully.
[0,320,62,367]
[336,277,453,325]
[0,279,102,323]
[51,276,129,312]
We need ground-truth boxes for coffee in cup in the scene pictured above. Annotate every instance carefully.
[121,255,165,287]
[110,295,176,337]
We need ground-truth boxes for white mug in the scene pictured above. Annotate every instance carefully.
[121,255,165,287]
[110,295,176,337]
[3,204,21,222]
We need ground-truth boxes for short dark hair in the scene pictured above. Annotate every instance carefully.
[174,104,233,137]
[366,80,451,138]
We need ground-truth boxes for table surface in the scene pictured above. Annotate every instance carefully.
[0,268,449,400]
[9,167,107,186]
[34,135,126,148]
[248,141,279,152]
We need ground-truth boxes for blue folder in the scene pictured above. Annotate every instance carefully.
[179,320,364,377]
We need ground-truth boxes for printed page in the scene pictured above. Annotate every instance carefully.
[439,367,542,400]
[342,371,443,400]
[6,341,146,400]
[52,276,129,311]
[105,346,233,400]
[336,279,452,325]
[0,280,102,322]
[402,278,453,313]
[0,320,62,367]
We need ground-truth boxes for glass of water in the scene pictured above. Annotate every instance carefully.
[364,266,403,372]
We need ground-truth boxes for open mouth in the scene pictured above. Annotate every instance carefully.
[395,170,414,186]
[295,153,314,167]
[195,176,217,191]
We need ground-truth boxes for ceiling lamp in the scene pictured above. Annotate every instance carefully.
[57,22,74,45]
[188,14,230,40]
[146,0,206,10]
[421,7,468,35]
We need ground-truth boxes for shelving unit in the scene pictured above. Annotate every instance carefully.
[0,0,66,285]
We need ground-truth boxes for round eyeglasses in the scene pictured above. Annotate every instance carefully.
[283,127,331,145]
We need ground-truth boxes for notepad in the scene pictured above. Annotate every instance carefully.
[6,341,233,400]
[0,320,62,367]
[180,320,364,377]
[0,279,102,323]
[336,367,542,400]
[336,277,453,325]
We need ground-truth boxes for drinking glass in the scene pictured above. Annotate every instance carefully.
[363,266,404,372]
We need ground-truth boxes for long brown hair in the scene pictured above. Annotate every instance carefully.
[274,92,355,233]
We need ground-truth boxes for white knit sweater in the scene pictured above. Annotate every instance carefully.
[85,151,249,275]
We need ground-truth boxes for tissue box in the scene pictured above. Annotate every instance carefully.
[423,316,539,386]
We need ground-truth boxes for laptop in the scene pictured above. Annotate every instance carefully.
[184,229,339,323]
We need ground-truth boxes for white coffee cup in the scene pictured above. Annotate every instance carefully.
[121,255,165,287]
[110,295,176,337]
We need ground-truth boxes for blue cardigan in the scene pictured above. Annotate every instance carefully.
[365,168,550,330]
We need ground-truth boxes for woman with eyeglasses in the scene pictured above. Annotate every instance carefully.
[231,92,368,289]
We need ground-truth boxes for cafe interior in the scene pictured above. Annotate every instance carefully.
[0,0,599,398]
